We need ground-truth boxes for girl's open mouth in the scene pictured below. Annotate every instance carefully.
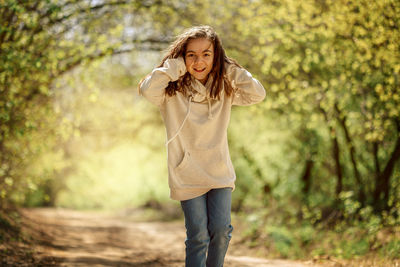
[194,68,206,73]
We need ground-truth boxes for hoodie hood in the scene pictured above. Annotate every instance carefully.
[190,77,216,119]
[190,76,213,102]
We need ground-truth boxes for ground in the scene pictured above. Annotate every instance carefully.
[1,207,324,267]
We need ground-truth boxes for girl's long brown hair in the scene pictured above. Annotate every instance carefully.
[140,25,240,99]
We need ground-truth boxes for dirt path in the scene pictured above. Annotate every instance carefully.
[20,208,320,267]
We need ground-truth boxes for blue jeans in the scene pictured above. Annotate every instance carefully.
[180,188,233,267]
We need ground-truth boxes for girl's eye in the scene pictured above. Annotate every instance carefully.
[187,54,194,57]
[204,54,210,57]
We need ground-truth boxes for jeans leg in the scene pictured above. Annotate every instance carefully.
[181,193,209,267]
[206,188,233,267]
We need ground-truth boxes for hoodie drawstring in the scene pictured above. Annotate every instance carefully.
[165,94,213,147]
[207,97,213,120]
[165,96,193,147]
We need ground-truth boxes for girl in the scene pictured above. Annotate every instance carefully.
[139,25,265,267]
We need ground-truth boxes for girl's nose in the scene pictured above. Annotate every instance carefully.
[193,56,203,65]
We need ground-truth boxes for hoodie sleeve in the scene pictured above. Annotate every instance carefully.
[139,57,187,106]
[225,63,266,106]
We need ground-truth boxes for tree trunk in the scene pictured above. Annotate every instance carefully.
[374,134,400,211]
[301,159,314,195]
[318,104,343,199]
[332,134,343,197]
[334,103,366,206]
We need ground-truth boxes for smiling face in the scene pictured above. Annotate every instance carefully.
[184,38,214,85]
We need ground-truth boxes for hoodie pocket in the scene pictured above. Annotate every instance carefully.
[175,151,191,173]
[174,151,205,186]
[174,149,231,187]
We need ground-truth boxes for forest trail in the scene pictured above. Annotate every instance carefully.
[20,208,321,267]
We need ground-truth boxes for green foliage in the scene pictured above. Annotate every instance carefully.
[0,209,21,244]
[0,0,183,207]
[235,0,398,205]
[337,237,370,259]
[382,240,400,259]
[265,225,297,258]
[238,209,399,260]
[0,214,12,234]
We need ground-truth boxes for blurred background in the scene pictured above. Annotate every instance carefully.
[0,0,399,262]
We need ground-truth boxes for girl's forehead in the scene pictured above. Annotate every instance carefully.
[186,38,214,52]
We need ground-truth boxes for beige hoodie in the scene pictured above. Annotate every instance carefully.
[139,57,266,201]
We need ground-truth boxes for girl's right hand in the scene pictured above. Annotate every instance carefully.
[162,57,187,81]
